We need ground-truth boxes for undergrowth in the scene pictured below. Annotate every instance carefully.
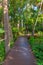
[29,36,43,65]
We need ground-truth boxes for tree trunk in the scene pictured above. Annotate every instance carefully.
[21,20,23,28]
[3,0,13,53]
[32,1,43,36]
[17,20,20,30]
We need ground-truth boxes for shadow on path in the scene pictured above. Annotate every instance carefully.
[3,36,37,65]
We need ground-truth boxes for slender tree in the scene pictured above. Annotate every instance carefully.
[32,0,43,35]
[3,0,13,53]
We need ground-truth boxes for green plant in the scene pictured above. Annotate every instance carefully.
[29,37,43,65]
[0,41,5,62]
[0,28,4,38]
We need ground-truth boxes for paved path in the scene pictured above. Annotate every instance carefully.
[3,36,36,65]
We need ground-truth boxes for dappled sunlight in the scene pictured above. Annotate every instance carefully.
[21,47,28,51]
[8,56,14,60]
[0,0,43,65]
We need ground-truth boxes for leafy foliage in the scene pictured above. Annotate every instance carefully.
[0,0,43,65]
[29,37,43,65]
[0,41,5,62]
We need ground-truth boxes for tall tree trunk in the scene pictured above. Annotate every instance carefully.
[32,1,43,36]
[3,0,13,53]
[21,20,23,28]
[17,20,20,30]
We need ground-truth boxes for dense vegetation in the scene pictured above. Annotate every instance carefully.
[0,0,43,65]
[29,37,43,65]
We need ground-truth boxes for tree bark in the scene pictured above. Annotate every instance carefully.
[32,1,43,36]
[17,20,20,30]
[3,0,13,53]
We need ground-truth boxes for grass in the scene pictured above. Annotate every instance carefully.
[29,36,43,65]
[0,40,5,64]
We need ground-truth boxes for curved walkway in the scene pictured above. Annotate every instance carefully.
[3,36,36,65]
